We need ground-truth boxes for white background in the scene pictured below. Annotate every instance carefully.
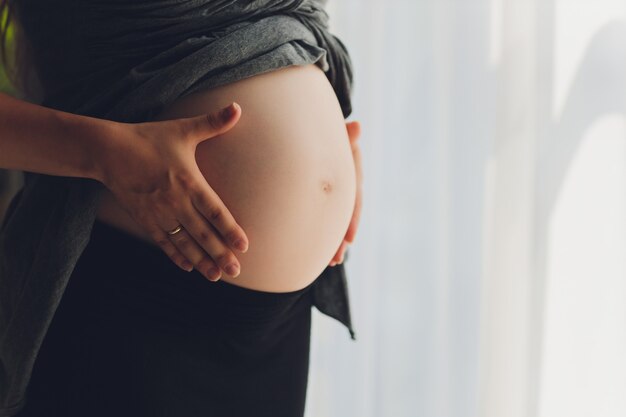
[307,1,626,416]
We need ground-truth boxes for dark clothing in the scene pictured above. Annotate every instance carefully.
[0,0,356,415]
[15,219,314,417]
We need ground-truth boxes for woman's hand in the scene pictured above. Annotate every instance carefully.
[96,103,248,282]
[329,120,363,267]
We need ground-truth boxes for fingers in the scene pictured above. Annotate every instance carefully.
[189,175,249,254]
[145,196,241,282]
[146,203,241,282]
[146,225,195,273]
[346,120,363,184]
[353,146,363,184]
[176,200,242,280]
[184,102,242,146]
[341,119,363,246]
[165,226,225,281]
[344,186,362,243]
[346,120,361,146]
[330,240,349,267]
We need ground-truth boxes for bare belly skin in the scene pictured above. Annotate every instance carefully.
[95,64,356,293]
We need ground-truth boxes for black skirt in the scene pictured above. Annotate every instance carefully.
[17,219,314,417]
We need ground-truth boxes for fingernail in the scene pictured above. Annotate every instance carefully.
[207,266,221,281]
[220,103,237,121]
[233,238,248,253]
[225,263,239,277]
[182,261,193,272]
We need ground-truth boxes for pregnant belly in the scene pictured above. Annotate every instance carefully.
[95,64,356,293]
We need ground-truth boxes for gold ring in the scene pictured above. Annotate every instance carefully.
[167,225,183,235]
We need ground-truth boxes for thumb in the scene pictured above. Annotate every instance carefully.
[187,102,242,145]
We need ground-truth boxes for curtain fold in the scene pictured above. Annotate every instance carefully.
[307,2,626,416]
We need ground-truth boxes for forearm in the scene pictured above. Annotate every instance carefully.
[0,92,114,181]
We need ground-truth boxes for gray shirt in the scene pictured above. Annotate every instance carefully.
[0,1,356,415]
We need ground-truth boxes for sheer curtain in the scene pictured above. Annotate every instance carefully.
[306,1,626,416]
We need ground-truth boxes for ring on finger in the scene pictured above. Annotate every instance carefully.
[167,224,184,235]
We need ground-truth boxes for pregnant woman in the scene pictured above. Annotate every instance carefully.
[98,63,357,291]
[0,0,361,416]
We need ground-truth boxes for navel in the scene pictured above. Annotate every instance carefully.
[321,179,333,193]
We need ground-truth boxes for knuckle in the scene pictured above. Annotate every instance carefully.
[175,171,195,191]
[205,113,222,131]
[172,256,188,270]
[197,257,217,271]
[208,206,222,221]
[198,229,212,245]
[175,236,192,251]
[194,188,216,210]
[172,254,186,265]
[151,231,170,248]
[213,252,231,267]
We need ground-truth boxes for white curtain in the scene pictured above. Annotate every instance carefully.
[306,1,626,416]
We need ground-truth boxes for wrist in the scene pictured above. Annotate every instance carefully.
[58,111,123,184]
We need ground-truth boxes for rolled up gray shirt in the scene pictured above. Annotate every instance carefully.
[0,0,356,415]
